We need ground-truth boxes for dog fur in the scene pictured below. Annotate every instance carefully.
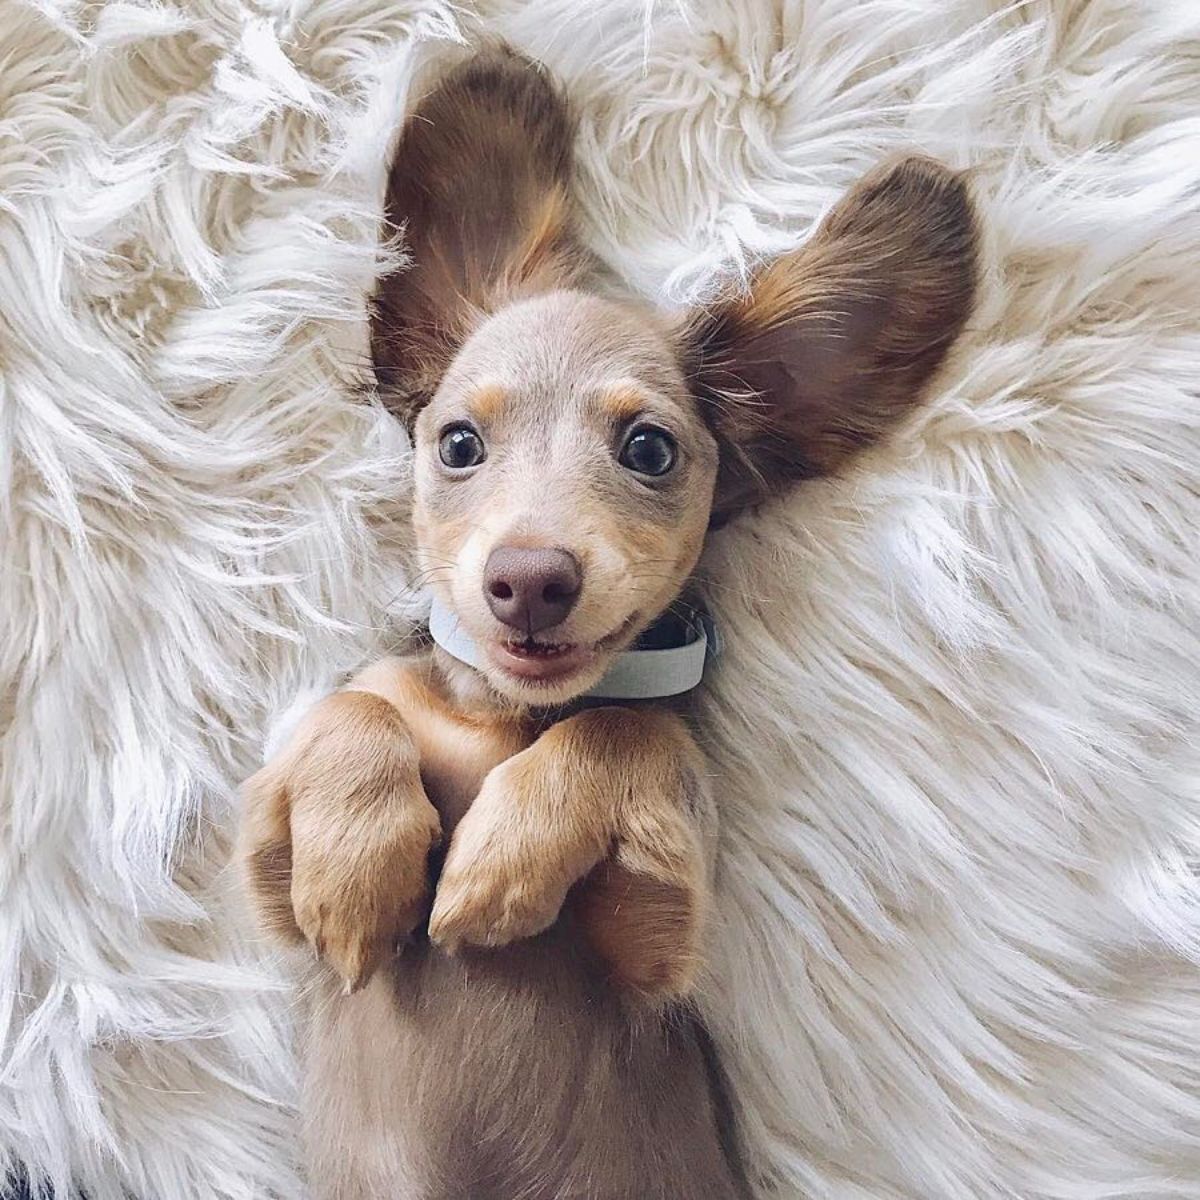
[239,48,977,1199]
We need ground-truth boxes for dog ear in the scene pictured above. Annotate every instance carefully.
[371,48,586,426]
[684,157,977,519]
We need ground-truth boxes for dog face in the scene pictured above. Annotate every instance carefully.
[411,290,718,701]
[373,49,977,704]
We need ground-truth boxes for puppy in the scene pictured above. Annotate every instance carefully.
[240,48,977,1200]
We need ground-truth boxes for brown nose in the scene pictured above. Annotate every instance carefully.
[484,546,582,634]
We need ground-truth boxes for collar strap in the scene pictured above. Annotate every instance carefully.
[427,597,717,700]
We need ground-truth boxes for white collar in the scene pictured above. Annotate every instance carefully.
[427,597,716,700]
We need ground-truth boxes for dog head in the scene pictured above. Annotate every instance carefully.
[372,49,977,705]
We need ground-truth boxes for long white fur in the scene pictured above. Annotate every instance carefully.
[1,1,1198,1197]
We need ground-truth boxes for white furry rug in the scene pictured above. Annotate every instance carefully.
[3,1,1199,1197]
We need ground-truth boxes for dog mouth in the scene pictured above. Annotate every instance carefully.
[491,637,595,683]
[504,638,575,661]
[486,615,639,688]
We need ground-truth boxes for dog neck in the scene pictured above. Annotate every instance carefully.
[429,644,537,719]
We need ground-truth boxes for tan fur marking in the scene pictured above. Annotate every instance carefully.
[465,384,508,425]
[349,657,532,827]
[428,706,709,999]
[496,182,580,300]
[597,384,649,423]
[577,863,701,996]
[240,686,441,990]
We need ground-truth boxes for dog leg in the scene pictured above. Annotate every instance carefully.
[239,662,442,991]
[427,707,711,1000]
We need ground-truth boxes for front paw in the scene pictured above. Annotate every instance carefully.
[427,751,606,953]
[244,690,442,991]
[291,791,441,991]
[428,850,566,954]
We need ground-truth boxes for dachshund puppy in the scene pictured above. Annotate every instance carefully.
[240,47,977,1200]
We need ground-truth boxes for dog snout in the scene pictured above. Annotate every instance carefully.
[484,546,582,634]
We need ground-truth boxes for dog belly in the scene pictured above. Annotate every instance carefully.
[300,927,743,1200]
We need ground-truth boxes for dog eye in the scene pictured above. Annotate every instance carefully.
[618,427,676,477]
[438,424,486,469]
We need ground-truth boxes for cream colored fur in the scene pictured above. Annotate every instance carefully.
[2,1,1198,1198]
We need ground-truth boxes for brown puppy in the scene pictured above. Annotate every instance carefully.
[240,48,977,1200]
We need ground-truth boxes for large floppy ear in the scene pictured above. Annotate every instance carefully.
[371,48,586,425]
[685,157,978,518]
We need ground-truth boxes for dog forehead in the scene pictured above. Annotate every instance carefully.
[450,290,682,400]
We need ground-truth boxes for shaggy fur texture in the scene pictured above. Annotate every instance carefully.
[1,1,1198,1198]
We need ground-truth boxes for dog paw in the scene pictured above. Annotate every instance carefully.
[428,852,569,953]
[427,750,602,953]
[291,792,441,991]
[248,689,442,991]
